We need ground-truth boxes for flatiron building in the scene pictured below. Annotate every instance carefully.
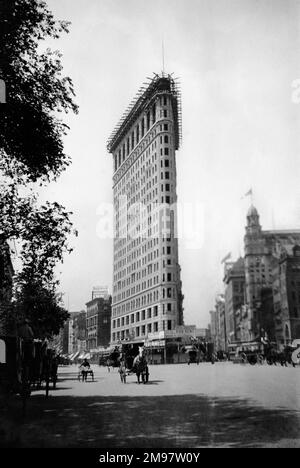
[107,74,184,346]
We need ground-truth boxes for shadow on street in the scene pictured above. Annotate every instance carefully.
[1,393,299,447]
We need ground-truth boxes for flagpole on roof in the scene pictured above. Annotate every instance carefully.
[221,252,231,264]
[241,188,253,205]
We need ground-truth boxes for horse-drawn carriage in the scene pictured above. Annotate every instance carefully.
[119,346,149,384]
[187,349,199,365]
[233,339,300,366]
[0,334,59,413]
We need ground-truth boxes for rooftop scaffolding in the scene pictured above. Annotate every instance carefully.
[107,73,182,153]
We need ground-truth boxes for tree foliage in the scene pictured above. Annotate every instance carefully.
[0,183,75,284]
[0,0,78,182]
[0,0,78,338]
[0,180,76,337]
[14,281,69,339]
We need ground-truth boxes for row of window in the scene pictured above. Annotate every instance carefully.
[114,266,174,289]
[86,317,109,328]
[111,319,173,342]
[113,284,177,306]
[113,306,158,328]
[114,258,173,283]
[113,269,176,300]
[114,151,173,206]
[114,124,170,181]
[112,295,175,316]
[114,241,173,270]
[114,172,174,212]
[114,104,170,172]
[114,259,173,289]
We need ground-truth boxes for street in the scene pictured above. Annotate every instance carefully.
[1,362,300,448]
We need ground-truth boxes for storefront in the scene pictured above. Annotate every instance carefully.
[144,339,165,364]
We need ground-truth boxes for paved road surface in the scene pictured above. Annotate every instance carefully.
[1,362,300,447]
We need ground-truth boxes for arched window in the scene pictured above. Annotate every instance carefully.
[141,118,145,137]
[152,103,156,123]
[146,111,150,131]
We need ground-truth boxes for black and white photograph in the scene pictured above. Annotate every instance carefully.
[0,0,300,452]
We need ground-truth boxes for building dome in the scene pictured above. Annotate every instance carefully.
[247,205,258,217]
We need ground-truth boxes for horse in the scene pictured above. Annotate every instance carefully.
[132,347,149,384]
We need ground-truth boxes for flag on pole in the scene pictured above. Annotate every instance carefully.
[221,252,231,264]
[241,188,252,199]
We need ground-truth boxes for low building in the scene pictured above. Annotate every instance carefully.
[224,257,245,343]
[143,324,208,364]
[209,309,218,351]
[216,294,226,352]
[194,327,211,341]
[209,295,227,353]
[62,311,85,357]
[86,295,112,351]
[72,311,87,355]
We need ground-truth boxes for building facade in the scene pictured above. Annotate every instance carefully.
[224,257,245,343]
[209,294,226,353]
[209,309,218,351]
[66,311,82,355]
[272,245,300,345]
[107,74,183,347]
[72,311,87,354]
[86,295,112,350]
[244,205,300,341]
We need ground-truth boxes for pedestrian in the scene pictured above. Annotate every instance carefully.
[17,318,34,362]
[79,358,90,382]
[118,359,127,383]
[17,318,34,341]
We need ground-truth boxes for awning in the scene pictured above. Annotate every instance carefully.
[83,353,91,359]
[78,353,85,359]
[70,351,80,361]
[69,353,75,360]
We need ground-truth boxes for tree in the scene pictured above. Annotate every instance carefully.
[0,0,78,182]
[0,178,77,337]
[14,281,69,339]
[0,0,78,338]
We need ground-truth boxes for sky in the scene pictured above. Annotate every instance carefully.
[40,0,300,326]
